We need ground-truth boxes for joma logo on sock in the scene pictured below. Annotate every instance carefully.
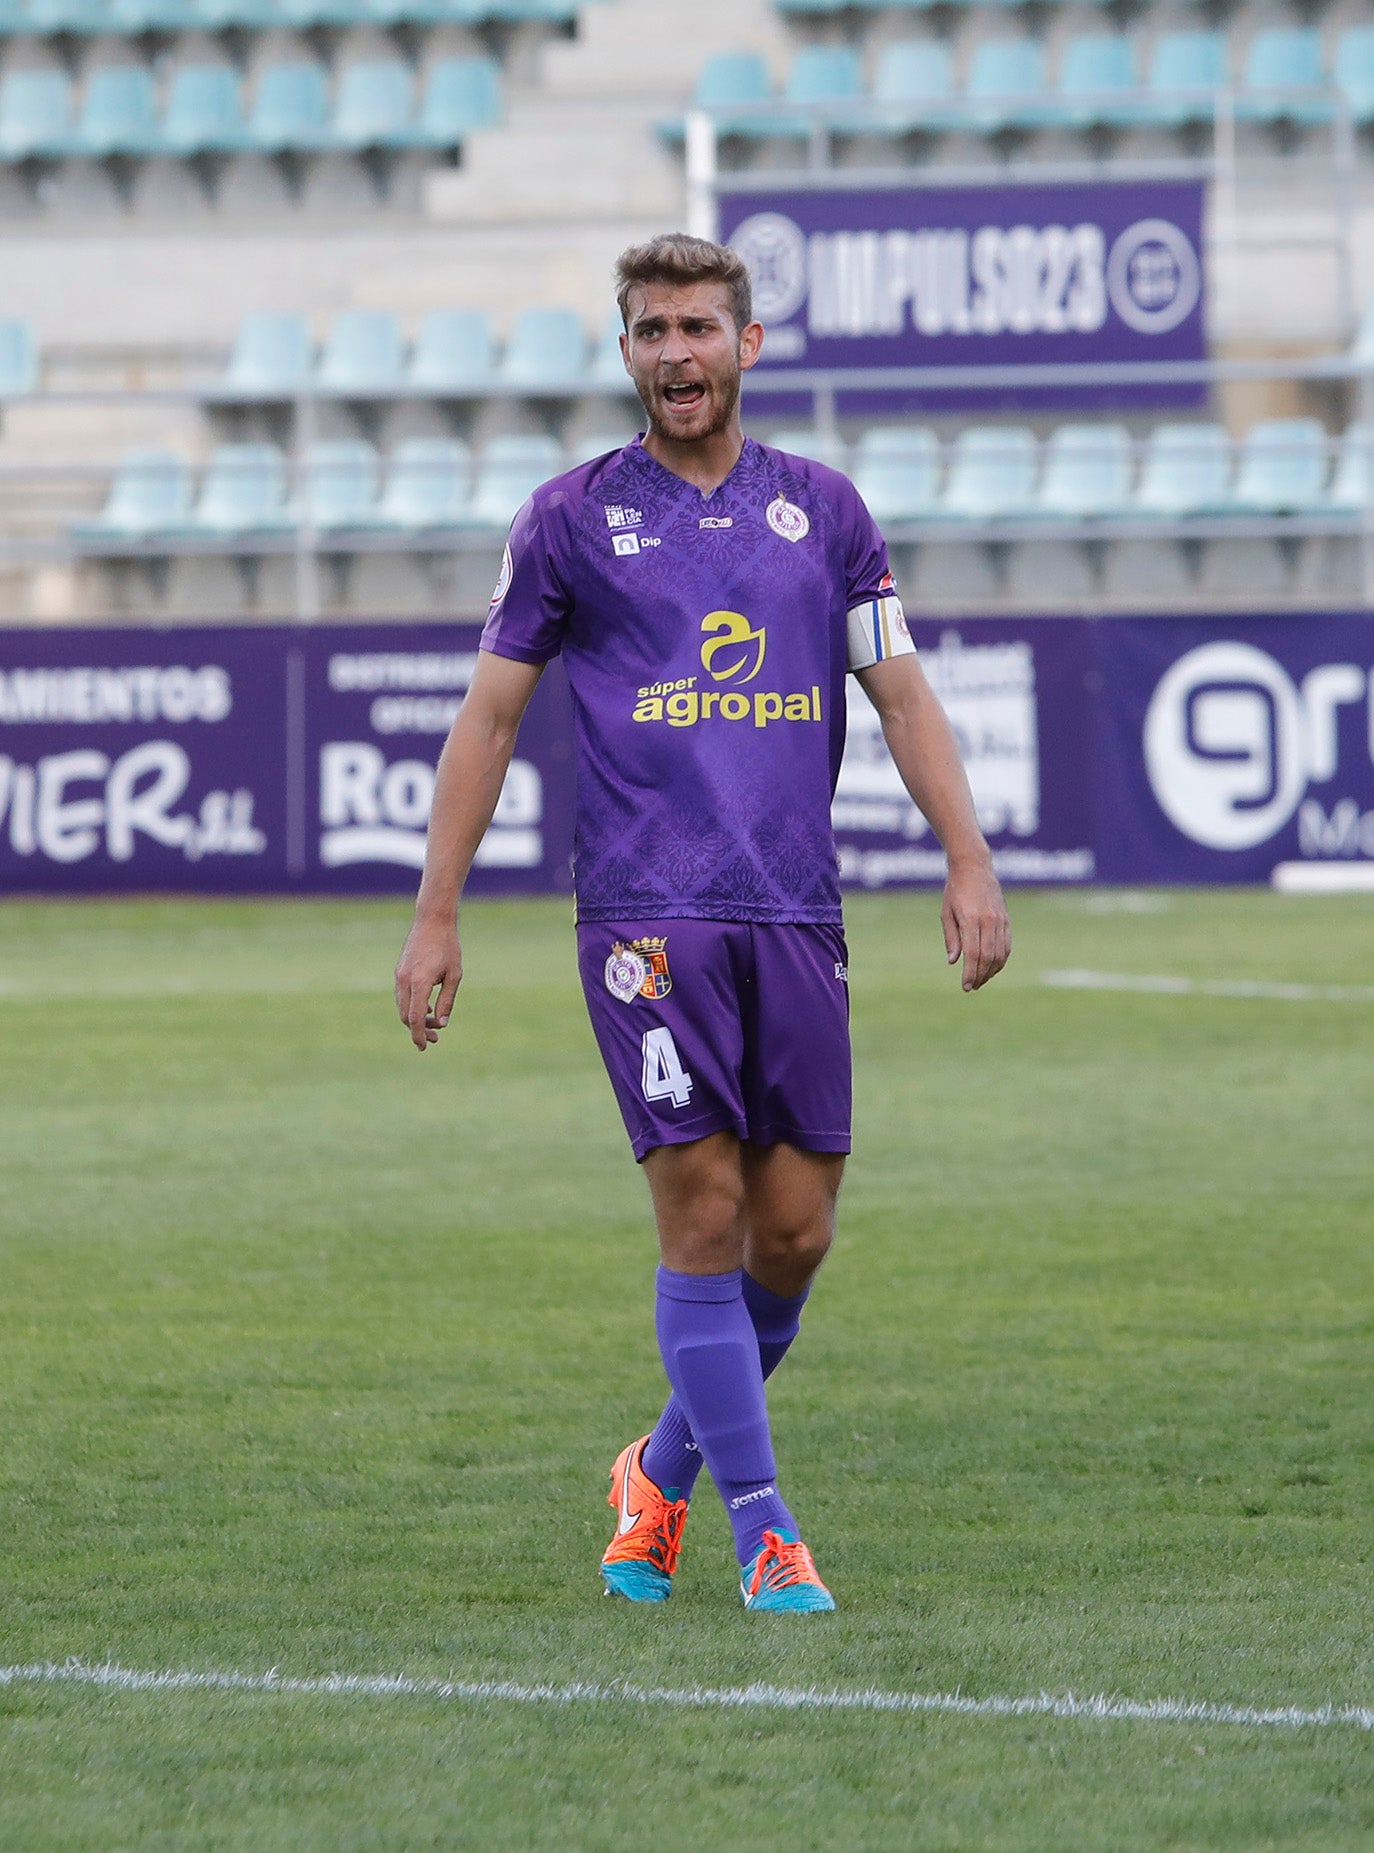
[729,1485,776,1510]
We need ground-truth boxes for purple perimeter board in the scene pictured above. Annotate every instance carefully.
[5,614,1374,895]
[720,180,1207,413]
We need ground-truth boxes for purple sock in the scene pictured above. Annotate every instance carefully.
[651,1265,797,1566]
[642,1273,810,1502]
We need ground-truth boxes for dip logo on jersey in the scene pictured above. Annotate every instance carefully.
[766,494,810,543]
[700,610,766,685]
[631,610,821,731]
[604,936,673,1003]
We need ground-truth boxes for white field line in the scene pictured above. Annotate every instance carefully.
[1041,969,1374,1005]
[1,1660,1372,1734]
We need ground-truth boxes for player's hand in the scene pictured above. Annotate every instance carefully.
[394,917,463,1051]
[942,857,1011,993]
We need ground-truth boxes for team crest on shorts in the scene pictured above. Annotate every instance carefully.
[766,494,810,543]
[604,936,673,1002]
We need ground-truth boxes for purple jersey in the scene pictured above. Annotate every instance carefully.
[480,435,912,925]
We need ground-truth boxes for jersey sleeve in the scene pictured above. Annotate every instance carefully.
[839,479,916,674]
[479,492,572,664]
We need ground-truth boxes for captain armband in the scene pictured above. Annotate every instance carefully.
[846,591,916,672]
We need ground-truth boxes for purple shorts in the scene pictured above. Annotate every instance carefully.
[576,919,852,1163]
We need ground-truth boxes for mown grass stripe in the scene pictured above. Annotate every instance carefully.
[4,1662,1372,1734]
[1041,969,1374,1004]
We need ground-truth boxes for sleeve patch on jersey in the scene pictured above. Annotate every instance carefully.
[847,593,915,671]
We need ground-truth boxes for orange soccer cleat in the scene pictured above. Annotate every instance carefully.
[740,1528,835,1613]
[600,1436,689,1602]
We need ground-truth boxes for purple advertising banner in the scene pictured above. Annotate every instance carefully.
[0,624,574,896]
[1095,614,1374,885]
[720,180,1206,411]
[834,617,1096,888]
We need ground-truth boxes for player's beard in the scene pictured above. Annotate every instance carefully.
[642,358,741,446]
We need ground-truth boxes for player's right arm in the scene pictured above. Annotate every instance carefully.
[394,649,544,1051]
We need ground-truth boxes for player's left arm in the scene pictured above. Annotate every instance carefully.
[854,653,1011,992]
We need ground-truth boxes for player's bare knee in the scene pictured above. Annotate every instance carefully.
[750,1213,833,1277]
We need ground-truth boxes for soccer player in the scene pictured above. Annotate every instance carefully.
[395,234,1010,1613]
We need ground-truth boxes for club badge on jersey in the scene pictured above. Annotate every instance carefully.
[604,937,673,1003]
[766,494,810,543]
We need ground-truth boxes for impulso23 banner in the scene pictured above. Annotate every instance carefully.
[720,179,1206,412]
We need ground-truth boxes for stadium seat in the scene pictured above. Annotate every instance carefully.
[773,44,864,134]
[678,51,772,137]
[1036,424,1134,516]
[297,439,380,528]
[466,433,563,526]
[330,60,413,150]
[1133,423,1232,514]
[217,312,314,397]
[0,0,26,30]
[187,0,276,28]
[107,0,196,31]
[376,436,472,527]
[1230,418,1329,511]
[246,63,331,154]
[407,308,495,391]
[871,41,955,133]
[940,427,1038,518]
[0,318,38,394]
[1238,29,1331,126]
[23,0,104,34]
[411,56,502,145]
[499,307,586,388]
[316,310,405,394]
[588,309,627,385]
[162,65,245,155]
[1326,422,1374,512]
[74,449,193,540]
[1142,32,1228,127]
[852,426,941,523]
[963,39,1049,132]
[191,442,290,532]
[767,427,848,471]
[1051,36,1139,131]
[70,67,161,159]
[1335,28,1374,125]
[0,69,72,160]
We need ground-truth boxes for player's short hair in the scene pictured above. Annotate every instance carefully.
[615,234,753,334]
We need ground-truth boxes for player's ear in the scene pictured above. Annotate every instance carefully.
[738,321,764,372]
[619,330,632,376]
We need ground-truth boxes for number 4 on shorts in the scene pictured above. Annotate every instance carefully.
[641,1026,693,1109]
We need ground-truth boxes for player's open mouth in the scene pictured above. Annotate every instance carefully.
[662,382,706,411]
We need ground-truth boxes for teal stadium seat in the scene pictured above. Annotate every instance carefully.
[0,69,72,158]
[408,308,494,391]
[0,0,26,32]
[500,307,586,388]
[297,440,380,528]
[74,449,193,540]
[247,62,330,154]
[411,56,502,144]
[588,308,627,385]
[23,0,105,35]
[161,65,245,155]
[377,437,472,527]
[1229,418,1329,511]
[1133,424,1232,514]
[466,434,563,527]
[71,67,160,158]
[871,41,955,133]
[275,0,363,31]
[192,443,290,533]
[962,39,1049,132]
[1239,29,1331,126]
[316,310,405,394]
[940,426,1038,517]
[776,44,864,133]
[852,426,941,524]
[187,0,275,29]
[107,0,195,32]
[1052,36,1139,130]
[767,427,848,471]
[1335,28,1374,124]
[218,312,314,396]
[1142,32,1228,127]
[691,51,772,136]
[1036,424,1134,516]
[330,60,412,149]
[0,319,38,393]
[1327,423,1374,513]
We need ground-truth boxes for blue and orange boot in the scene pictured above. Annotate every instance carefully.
[740,1528,836,1613]
[600,1436,689,1603]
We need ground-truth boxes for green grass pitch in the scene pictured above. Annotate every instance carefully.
[2,887,1373,1850]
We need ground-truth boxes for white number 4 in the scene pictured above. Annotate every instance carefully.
[641,1026,694,1109]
